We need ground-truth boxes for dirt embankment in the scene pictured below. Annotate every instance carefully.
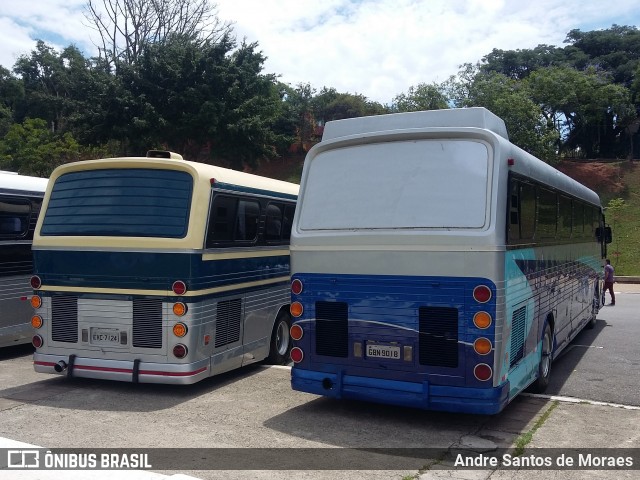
[556,161,626,196]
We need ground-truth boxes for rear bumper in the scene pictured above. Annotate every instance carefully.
[33,353,210,385]
[291,368,510,415]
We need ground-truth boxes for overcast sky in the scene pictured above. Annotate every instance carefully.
[0,0,638,104]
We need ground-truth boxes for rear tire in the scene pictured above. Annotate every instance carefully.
[528,323,553,393]
[267,312,291,365]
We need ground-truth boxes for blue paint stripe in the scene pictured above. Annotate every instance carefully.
[34,250,290,291]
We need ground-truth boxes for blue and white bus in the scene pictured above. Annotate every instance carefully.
[31,151,298,384]
[288,108,610,414]
[0,171,47,348]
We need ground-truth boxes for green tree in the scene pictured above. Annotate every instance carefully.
[527,67,636,158]
[0,118,80,176]
[447,69,558,162]
[392,83,448,112]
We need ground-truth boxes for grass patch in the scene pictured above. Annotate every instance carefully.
[513,400,559,456]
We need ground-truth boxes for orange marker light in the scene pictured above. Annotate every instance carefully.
[290,324,303,341]
[31,315,43,329]
[30,295,42,309]
[290,302,303,318]
[173,323,188,337]
[173,302,187,316]
[474,337,492,355]
[473,311,492,329]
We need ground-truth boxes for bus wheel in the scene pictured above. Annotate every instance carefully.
[267,312,291,365]
[528,323,553,393]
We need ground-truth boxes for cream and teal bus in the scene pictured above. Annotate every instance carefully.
[289,108,611,414]
[31,151,298,384]
[1,171,47,348]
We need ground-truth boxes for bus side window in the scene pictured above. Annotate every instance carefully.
[519,183,536,241]
[234,199,260,242]
[265,203,284,242]
[282,204,295,241]
[537,188,557,241]
[207,195,237,245]
[0,197,31,238]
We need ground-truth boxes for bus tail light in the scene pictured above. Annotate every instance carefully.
[291,279,303,295]
[473,285,492,303]
[290,302,303,318]
[290,347,304,363]
[173,344,188,358]
[31,295,42,309]
[173,302,187,316]
[173,323,188,338]
[31,315,43,329]
[172,281,187,295]
[290,324,303,341]
[473,311,492,329]
[32,335,44,349]
[474,363,492,381]
[30,275,42,289]
[473,338,492,355]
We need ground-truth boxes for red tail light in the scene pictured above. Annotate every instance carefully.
[473,285,492,303]
[30,276,42,289]
[32,335,44,349]
[172,281,187,295]
[474,363,492,381]
[291,279,303,295]
[173,344,188,358]
[290,347,304,363]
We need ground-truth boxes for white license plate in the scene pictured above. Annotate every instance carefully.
[366,343,400,360]
[90,328,120,346]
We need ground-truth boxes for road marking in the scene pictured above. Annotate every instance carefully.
[523,393,640,410]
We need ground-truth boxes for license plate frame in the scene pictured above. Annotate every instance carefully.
[366,342,401,360]
[90,328,121,346]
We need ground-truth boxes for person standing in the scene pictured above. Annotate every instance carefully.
[603,259,615,306]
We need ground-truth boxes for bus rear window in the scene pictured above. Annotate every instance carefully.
[41,169,193,237]
[299,140,490,230]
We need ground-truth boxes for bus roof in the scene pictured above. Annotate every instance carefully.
[322,107,509,141]
[0,170,48,195]
[49,157,299,197]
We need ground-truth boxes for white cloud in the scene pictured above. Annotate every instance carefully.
[1,0,638,103]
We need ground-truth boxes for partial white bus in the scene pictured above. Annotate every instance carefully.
[0,171,47,347]
[288,108,610,414]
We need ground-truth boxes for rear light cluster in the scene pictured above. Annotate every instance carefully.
[171,281,189,358]
[290,279,305,363]
[472,284,494,382]
[30,276,43,348]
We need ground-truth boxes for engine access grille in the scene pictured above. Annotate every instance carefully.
[132,298,163,348]
[51,295,78,343]
[315,301,348,358]
[510,305,526,367]
[418,306,459,368]
[215,298,242,348]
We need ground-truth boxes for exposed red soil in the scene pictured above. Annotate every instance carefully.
[556,161,626,195]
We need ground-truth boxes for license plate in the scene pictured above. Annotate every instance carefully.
[90,328,120,346]
[366,343,401,360]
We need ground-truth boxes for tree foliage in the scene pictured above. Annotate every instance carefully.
[85,0,232,70]
[0,22,639,176]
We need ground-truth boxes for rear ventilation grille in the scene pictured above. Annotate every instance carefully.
[51,295,78,343]
[132,298,163,348]
[215,298,242,348]
[315,301,348,358]
[418,306,459,368]
[510,306,526,368]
